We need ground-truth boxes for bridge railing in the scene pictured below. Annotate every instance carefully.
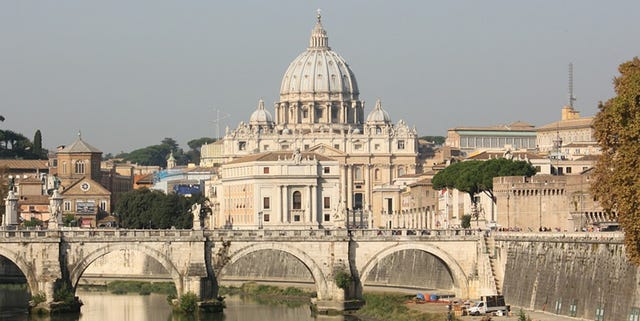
[204,228,350,240]
[348,228,486,239]
[0,228,204,241]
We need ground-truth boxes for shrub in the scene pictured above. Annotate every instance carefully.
[334,270,352,290]
[179,292,199,313]
[31,292,46,305]
[53,285,75,304]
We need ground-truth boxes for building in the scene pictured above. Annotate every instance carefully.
[211,150,340,229]
[445,121,537,155]
[205,13,419,227]
[536,105,597,154]
[49,134,112,227]
[493,170,611,232]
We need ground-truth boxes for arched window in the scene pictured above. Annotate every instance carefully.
[75,160,85,174]
[376,127,382,134]
[398,166,405,177]
[293,191,302,210]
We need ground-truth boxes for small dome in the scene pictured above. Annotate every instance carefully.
[249,99,274,125]
[279,12,359,101]
[366,99,391,124]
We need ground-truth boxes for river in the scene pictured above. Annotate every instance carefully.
[0,287,359,321]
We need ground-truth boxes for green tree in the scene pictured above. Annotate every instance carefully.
[432,159,536,220]
[461,214,472,228]
[419,135,446,145]
[187,137,216,150]
[115,188,199,229]
[592,57,640,264]
[123,144,172,167]
[33,129,43,159]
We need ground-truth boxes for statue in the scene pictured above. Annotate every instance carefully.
[293,148,302,165]
[332,200,347,228]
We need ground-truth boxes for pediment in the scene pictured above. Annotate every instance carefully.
[308,144,346,157]
[62,178,111,196]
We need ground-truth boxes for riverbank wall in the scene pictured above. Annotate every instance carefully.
[495,232,637,321]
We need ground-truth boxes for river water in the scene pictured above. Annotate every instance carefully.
[0,287,358,321]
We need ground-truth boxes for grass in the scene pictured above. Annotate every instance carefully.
[356,292,457,321]
[219,283,316,308]
[103,281,177,296]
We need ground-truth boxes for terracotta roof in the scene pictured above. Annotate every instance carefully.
[226,151,335,165]
[18,195,49,205]
[0,159,48,170]
[58,136,101,153]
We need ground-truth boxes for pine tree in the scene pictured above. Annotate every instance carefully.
[592,57,640,264]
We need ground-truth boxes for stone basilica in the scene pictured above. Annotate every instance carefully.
[203,13,419,229]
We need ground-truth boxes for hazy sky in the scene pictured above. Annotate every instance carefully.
[1,1,639,154]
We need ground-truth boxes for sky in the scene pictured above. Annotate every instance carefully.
[1,1,639,155]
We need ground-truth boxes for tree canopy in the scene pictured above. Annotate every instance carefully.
[432,158,536,217]
[592,57,640,264]
[0,129,47,159]
[419,136,446,145]
[115,188,203,229]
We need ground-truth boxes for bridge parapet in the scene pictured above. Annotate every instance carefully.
[0,229,206,242]
[349,228,485,241]
[204,229,349,241]
[494,231,624,243]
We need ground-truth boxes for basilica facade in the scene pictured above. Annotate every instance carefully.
[204,13,419,229]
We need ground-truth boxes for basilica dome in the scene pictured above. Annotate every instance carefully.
[279,13,359,101]
[366,99,391,125]
[249,99,274,126]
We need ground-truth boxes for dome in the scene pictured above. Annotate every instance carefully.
[279,12,359,101]
[366,99,391,124]
[249,99,274,125]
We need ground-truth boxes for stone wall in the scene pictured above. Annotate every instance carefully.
[496,233,638,321]
[363,249,454,292]
[219,249,314,284]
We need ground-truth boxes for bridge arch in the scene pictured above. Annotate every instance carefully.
[68,243,183,296]
[0,246,38,295]
[222,242,330,300]
[359,243,469,298]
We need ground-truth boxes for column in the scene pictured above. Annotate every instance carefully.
[309,185,315,223]
[283,186,289,223]
[346,165,353,210]
[276,185,282,224]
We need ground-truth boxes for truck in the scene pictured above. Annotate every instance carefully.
[468,295,509,316]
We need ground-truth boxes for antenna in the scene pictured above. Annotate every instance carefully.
[211,108,230,140]
[568,63,576,108]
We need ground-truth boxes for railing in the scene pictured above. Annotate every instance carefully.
[494,231,624,243]
[0,228,203,241]
[349,228,487,240]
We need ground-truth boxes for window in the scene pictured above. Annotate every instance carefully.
[354,144,362,150]
[397,140,405,150]
[333,144,340,149]
[323,197,331,209]
[100,200,107,211]
[595,305,604,321]
[292,191,302,209]
[304,144,309,150]
[566,167,572,174]
[263,197,270,210]
[263,214,270,222]
[238,141,246,151]
[398,166,406,177]
[75,160,85,174]
[263,167,270,174]
[323,167,330,174]
[62,162,67,174]
[324,214,330,221]
[28,206,35,212]
[52,159,58,168]
[264,145,270,151]
[303,109,308,118]
[375,169,381,180]
[64,201,71,211]
[354,166,363,181]
[376,127,382,134]
[374,144,380,151]
[281,144,289,150]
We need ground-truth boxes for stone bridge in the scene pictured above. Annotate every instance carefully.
[0,228,493,312]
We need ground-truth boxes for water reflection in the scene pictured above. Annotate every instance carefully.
[0,287,358,321]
